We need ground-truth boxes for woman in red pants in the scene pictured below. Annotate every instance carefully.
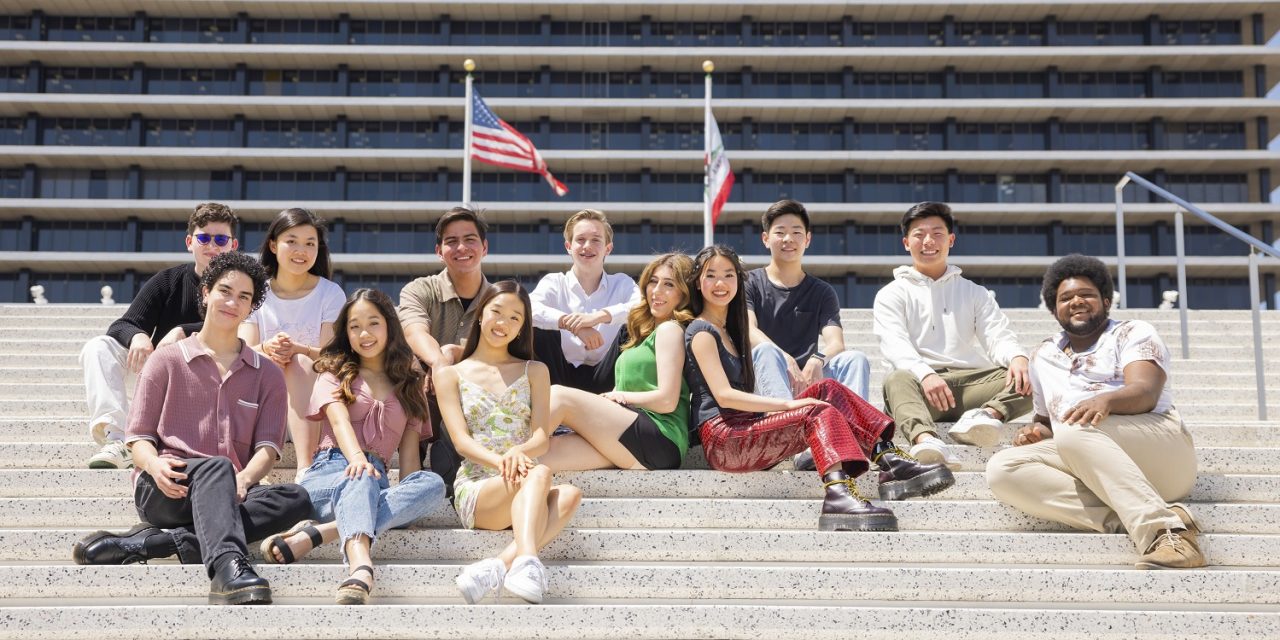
[683,245,954,531]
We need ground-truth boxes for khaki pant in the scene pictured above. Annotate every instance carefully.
[985,409,1196,552]
[881,366,1033,444]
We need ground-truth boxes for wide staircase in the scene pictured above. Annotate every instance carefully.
[1,304,1278,638]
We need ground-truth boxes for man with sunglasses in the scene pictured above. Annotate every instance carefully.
[80,202,240,469]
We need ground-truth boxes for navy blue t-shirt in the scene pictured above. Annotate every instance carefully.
[745,268,842,363]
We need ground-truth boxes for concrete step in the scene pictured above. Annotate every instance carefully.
[3,527,1277,567]
[0,600,1276,640]
[5,467,1277,503]
[6,441,1278,475]
[2,496,1274,534]
[3,562,1279,603]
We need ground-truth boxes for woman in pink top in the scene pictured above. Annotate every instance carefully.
[259,289,445,605]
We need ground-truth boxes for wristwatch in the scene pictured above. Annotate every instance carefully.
[812,351,827,364]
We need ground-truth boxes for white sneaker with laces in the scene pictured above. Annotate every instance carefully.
[908,436,960,470]
[503,555,548,604]
[87,441,133,469]
[456,557,506,604]
[947,408,1003,447]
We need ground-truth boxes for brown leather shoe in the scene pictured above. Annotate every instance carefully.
[817,473,898,532]
[873,445,955,501]
[1135,529,1206,570]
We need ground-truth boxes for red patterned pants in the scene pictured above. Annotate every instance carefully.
[699,379,895,475]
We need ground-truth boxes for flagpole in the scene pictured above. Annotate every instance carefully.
[702,60,714,248]
[462,58,475,207]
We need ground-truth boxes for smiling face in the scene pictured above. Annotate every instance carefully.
[762,213,810,265]
[186,221,238,275]
[645,264,685,322]
[270,224,319,277]
[698,255,738,311]
[346,299,388,363]
[437,219,488,275]
[565,219,612,270]
[201,270,255,330]
[902,215,955,277]
[478,292,525,350]
[1054,276,1112,337]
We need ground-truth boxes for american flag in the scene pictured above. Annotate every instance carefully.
[470,91,568,197]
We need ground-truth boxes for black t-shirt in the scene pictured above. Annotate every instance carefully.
[684,319,747,433]
[745,268,842,363]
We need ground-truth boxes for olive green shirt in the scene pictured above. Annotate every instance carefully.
[397,268,492,349]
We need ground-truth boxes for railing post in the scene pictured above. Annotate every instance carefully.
[1114,182,1128,309]
[1173,208,1190,359]
[1249,248,1267,421]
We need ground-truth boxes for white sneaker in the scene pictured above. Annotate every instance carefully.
[503,555,547,604]
[87,441,132,469]
[456,557,506,604]
[948,408,1003,448]
[908,436,960,470]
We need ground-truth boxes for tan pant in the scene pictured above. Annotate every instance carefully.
[985,409,1197,552]
[882,366,1033,444]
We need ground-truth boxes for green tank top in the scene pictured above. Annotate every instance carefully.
[613,323,690,457]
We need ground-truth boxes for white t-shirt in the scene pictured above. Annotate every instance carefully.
[245,277,346,349]
[1030,318,1175,427]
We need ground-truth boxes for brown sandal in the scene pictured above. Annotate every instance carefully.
[259,519,321,565]
[335,565,374,605]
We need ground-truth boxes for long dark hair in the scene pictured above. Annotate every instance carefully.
[313,289,430,425]
[688,245,754,392]
[459,280,534,362]
[260,207,332,279]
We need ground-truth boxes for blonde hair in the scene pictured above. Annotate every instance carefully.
[622,252,694,350]
[563,209,613,245]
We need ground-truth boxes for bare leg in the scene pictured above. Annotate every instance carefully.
[343,534,374,591]
[539,433,614,472]
[496,483,582,567]
[283,354,321,479]
[269,520,339,563]
[472,466,583,569]
[547,385,645,470]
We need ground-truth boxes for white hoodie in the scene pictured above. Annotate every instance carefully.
[872,264,1025,381]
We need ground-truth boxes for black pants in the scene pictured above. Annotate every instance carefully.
[533,327,622,394]
[134,456,311,577]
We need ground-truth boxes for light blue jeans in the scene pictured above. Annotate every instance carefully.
[300,448,445,562]
[752,343,870,400]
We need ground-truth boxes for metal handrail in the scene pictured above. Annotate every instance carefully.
[1114,171,1275,420]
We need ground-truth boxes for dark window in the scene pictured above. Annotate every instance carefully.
[1058,122,1150,150]
[45,67,133,94]
[141,170,235,199]
[38,169,129,198]
[1059,71,1148,98]
[1166,122,1246,150]
[1056,21,1145,46]
[0,167,22,197]
[1159,20,1242,45]
[244,171,340,200]
[0,66,29,92]
[1158,71,1243,98]
[349,121,443,149]
[751,22,842,47]
[344,222,435,253]
[41,118,131,146]
[0,16,34,40]
[46,16,135,42]
[34,220,129,251]
[955,22,1044,46]
[349,70,444,97]
[450,20,542,46]
[248,69,340,96]
[1060,175,1146,203]
[148,18,236,43]
[145,119,237,147]
[953,174,1047,203]
[0,117,27,144]
[1164,174,1249,202]
[952,123,1046,150]
[249,18,343,44]
[851,72,943,99]
[851,174,946,202]
[246,120,340,148]
[139,221,188,252]
[145,68,237,95]
[852,22,944,47]
[953,72,1045,99]
[947,224,1050,256]
[350,20,443,45]
[0,219,21,249]
[853,123,943,151]
[347,172,442,201]
[755,122,846,151]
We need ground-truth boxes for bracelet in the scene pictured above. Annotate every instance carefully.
[812,351,827,364]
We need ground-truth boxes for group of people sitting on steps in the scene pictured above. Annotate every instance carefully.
[70,198,1205,608]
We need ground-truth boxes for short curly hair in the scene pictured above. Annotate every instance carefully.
[1041,254,1114,311]
[199,252,269,315]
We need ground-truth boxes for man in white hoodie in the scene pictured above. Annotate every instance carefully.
[873,202,1033,467]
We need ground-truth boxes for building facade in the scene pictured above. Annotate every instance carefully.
[1,1,1278,308]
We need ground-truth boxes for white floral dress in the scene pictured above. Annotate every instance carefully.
[452,363,533,529]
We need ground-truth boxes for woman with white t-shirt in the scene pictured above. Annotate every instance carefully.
[239,208,346,479]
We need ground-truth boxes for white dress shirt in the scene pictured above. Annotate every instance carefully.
[531,269,640,367]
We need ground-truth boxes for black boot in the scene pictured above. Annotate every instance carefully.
[209,554,272,605]
[817,471,898,532]
[72,522,171,565]
[873,440,955,501]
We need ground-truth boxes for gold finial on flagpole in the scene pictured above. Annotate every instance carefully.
[464,59,476,73]
[702,60,714,74]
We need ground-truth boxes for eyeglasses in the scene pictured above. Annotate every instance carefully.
[193,233,233,247]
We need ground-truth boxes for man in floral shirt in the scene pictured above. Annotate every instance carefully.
[985,254,1202,569]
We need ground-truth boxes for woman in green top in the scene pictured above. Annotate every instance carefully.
[541,253,693,470]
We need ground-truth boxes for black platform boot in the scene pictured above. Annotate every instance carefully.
[817,470,898,532]
[873,439,955,501]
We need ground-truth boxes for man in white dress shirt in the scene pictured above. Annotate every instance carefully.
[986,254,1202,570]
[530,209,640,393]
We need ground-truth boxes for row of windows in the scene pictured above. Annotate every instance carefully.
[0,168,1254,204]
[0,15,1245,47]
[0,66,1247,99]
[0,118,1248,151]
[3,218,1250,260]
[0,268,1261,310]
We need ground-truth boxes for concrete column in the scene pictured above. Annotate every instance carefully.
[335,167,347,201]
[1257,116,1270,150]
[23,112,38,145]
[129,113,143,147]
[1043,15,1057,46]
[337,64,349,96]
[30,10,43,41]
[133,11,147,42]
[1151,117,1166,150]
[1258,168,1271,203]
[335,116,348,148]
[337,13,350,44]
[1253,14,1266,45]
[126,165,141,200]
[233,114,246,147]
[124,217,138,252]
[330,217,345,253]
[22,164,36,197]
[1047,117,1061,150]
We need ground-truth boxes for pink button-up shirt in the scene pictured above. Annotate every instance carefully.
[125,335,288,473]
[307,372,431,463]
